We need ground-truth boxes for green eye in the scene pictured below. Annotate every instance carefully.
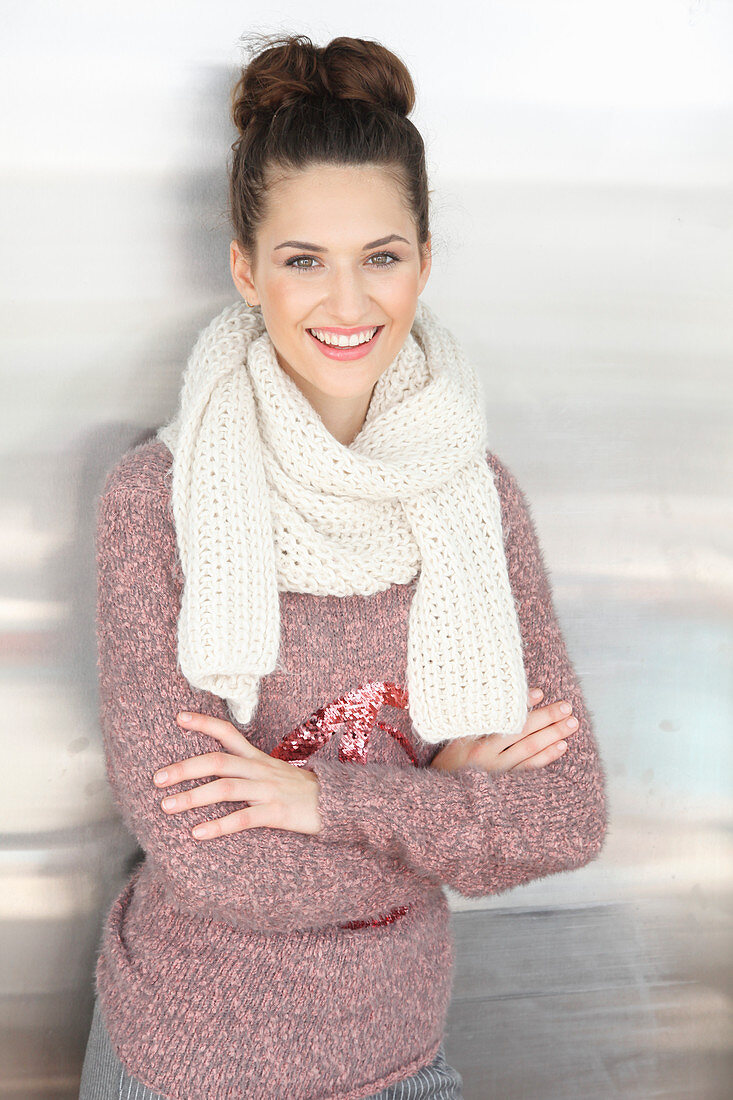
[284,252,401,272]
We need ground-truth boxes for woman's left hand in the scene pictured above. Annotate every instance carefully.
[152,711,322,839]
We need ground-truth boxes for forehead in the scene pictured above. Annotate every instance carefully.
[260,163,412,242]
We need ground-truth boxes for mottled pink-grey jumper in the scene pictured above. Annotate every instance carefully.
[93,437,608,1100]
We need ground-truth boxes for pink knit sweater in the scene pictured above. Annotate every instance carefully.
[93,437,607,1100]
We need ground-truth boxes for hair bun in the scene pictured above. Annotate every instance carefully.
[232,33,415,135]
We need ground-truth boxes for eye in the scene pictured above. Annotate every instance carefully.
[285,255,320,271]
[367,251,401,267]
[284,251,401,272]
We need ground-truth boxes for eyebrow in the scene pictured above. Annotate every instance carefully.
[273,233,410,252]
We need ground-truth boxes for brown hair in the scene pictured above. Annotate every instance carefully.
[228,32,432,271]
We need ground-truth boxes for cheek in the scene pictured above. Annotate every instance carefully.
[268,279,296,310]
[265,276,315,319]
[379,271,422,317]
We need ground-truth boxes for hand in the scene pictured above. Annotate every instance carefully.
[152,711,322,839]
[428,688,577,775]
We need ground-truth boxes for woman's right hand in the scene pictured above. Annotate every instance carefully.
[428,689,578,775]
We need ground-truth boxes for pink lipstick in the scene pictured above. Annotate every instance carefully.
[307,326,384,361]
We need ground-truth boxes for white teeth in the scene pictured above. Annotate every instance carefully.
[309,327,378,347]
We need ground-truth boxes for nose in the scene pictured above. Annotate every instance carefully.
[324,266,372,322]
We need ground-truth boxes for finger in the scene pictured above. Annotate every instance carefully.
[153,750,266,789]
[491,721,577,771]
[522,699,575,736]
[192,801,288,838]
[160,775,265,814]
[191,805,265,839]
[528,687,544,706]
[512,738,569,773]
[176,711,263,760]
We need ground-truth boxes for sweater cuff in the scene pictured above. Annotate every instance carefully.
[305,757,469,853]
[306,759,372,846]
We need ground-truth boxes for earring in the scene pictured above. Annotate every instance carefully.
[243,297,250,307]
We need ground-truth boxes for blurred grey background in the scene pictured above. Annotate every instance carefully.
[1,1,731,1097]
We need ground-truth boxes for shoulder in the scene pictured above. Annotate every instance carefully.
[484,446,547,569]
[95,438,181,607]
[96,436,175,556]
[100,436,173,510]
[484,447,532,522]
[484,447,554,601]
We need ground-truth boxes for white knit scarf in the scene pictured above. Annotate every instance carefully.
[156,298,528,744]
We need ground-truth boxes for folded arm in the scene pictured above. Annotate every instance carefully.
[306,454,609,898]
[95,477,440,935]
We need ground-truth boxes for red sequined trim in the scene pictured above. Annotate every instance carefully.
[337,904,412,931]
[270,681,417,930]
[270,680,416,767]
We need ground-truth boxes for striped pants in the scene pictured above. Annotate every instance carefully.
[79,996,464,1100]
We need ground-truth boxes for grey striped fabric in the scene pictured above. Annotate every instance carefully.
[79,996,464,1099]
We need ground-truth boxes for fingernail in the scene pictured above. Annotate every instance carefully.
[153,770,168,784]
[530,688,543,699]
[178,712,192,722]
[560,702,572,714]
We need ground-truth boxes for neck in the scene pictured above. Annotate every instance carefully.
[276,358,374,447]
[316,393,373,447]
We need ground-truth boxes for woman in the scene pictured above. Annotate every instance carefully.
[79,32,608,1100]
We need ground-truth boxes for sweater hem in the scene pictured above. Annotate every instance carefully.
[94,866,456,1100]
[97,987,445,1100]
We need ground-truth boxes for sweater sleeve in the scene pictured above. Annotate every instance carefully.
[95,482,441,935]
[306,456,609,898]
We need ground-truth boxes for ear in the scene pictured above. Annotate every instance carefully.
[417,234,432,293]
[230,240,261,306]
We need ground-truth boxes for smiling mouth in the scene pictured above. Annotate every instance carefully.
[306,326,383,348]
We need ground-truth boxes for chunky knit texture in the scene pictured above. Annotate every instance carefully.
[155,299,528,742]
[93,437,608,1100]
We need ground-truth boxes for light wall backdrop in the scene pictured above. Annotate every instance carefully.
[2,2,731,1097]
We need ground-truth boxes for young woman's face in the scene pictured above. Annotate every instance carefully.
[230,163,431,422]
